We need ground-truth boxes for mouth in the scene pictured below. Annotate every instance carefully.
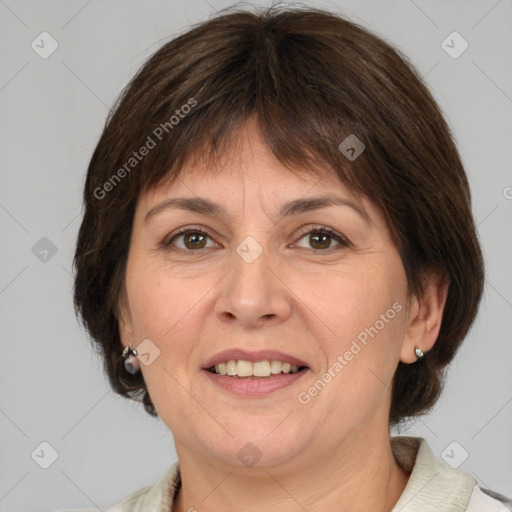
[201,349,310,395]
[202,361,310,397]
[205,360,309,379]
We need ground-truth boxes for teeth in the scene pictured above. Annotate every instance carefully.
[236,360,253,377]
[213,359,304,378]
[270,360,282,374]
[253,361,271,377]
[226,360,237,376]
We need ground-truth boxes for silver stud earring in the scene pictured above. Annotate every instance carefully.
[122,344,140,374]
[414,346,425,360]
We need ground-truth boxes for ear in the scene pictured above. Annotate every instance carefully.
[116,285,135,348]
[400,271,449,364]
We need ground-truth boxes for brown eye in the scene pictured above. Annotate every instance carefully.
[309,232,332,250]
[182,232,208,250]
[294,226,350,252]
[165,229,216,251]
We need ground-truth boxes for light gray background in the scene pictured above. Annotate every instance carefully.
[1,0,511,510]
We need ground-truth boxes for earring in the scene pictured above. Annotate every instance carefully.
[414,346,425,360]
[122,344,140,374]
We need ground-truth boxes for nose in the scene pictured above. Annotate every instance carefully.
[215,241,293,329]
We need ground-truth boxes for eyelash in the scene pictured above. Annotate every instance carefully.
[163,225,350,254]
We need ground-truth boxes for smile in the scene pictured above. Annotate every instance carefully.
[208,359,308,378]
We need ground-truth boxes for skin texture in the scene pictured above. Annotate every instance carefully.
[118,119,448,511]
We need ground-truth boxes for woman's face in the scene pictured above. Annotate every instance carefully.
[118,120,416,471]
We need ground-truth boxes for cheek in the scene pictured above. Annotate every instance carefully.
[125,263,218,371]
[305,264,405,342]
[302,259,407,393]
[126,257,195,334]
[297,274,406,430]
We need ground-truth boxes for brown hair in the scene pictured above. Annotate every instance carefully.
[73,4,484,425]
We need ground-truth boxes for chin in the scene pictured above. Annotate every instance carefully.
[199,421,310,470]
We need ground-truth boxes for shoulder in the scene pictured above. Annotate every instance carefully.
[104,484,153,512]
[466,485,512,511]
[390,437,511,512]
[105,461,180,512]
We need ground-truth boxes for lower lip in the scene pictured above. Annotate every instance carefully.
[202,369,309,396]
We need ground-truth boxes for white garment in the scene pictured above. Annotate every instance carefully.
[60,436,511,511]
[388,437,511,511]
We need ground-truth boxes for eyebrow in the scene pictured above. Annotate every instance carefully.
[143,195,371,226]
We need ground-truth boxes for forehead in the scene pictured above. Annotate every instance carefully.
[142,119,359,206]
[136,149,381,236]
[132,119,394,239]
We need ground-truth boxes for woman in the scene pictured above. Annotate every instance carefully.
[73,5,511,511]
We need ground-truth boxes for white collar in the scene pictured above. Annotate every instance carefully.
[390,436,476,511]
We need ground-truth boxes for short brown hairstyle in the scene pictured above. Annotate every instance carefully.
[73,5,484,425]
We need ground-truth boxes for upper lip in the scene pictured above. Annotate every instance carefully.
[202,349,309,370]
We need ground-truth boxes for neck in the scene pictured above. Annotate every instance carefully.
[172,429,410,512]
